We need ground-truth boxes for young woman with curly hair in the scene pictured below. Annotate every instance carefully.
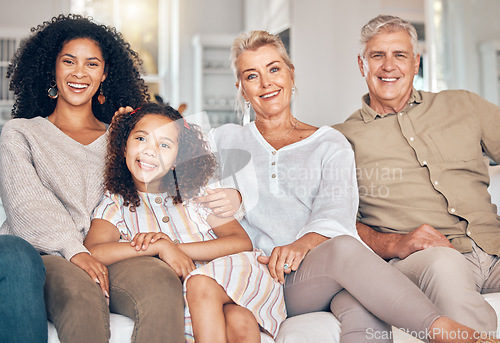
[0,15,184,343]
[84,103,286,343]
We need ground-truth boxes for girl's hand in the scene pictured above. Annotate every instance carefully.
[257,240,311,285]
[156,240,196,280]
[70,252,110,300]
[131,232,172,251]
[196,188,242,218]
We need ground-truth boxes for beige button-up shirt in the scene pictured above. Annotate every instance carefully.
[335,89,500,256]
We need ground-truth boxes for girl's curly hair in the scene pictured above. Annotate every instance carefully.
[106,103,218,209]
[7,14,149,123]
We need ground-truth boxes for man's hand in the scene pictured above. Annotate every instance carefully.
[391,224,454,259]
[357,222,455,260]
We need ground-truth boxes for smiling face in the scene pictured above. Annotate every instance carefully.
[358,29,420,114]
[125,114,179,193]
[237,45,295,118]
[54,38,106,109]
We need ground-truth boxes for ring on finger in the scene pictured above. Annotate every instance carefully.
[283,263,290,270]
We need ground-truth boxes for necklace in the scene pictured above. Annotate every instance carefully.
[257,118,299,141]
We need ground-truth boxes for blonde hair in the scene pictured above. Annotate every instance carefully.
[230,30,294,115]
[359,15,419,59]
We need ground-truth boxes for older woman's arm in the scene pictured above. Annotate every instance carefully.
[196,128,245,218]
[262,135,360,284]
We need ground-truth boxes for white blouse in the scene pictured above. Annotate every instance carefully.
[209,122,361,255]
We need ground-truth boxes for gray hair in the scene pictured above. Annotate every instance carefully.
[230,30,294,115]
[359,15,419,59]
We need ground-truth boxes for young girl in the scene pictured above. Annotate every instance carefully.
[84,103,286,343]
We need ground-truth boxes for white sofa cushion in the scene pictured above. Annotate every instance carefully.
[47,314,134,343]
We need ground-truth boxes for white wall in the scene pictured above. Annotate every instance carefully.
[178,0,244,117]
[439,0,500,96]
[0,0,70,32]
[290,0,425,127]
[290,0,376,127]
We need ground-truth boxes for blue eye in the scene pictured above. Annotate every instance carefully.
[247,74,257,80]
[159,143,170,148]
[136,136,145,142]
[270,67,279,73]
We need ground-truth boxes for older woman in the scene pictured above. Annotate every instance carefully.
[202,30,492,343]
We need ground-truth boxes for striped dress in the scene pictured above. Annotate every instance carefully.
[92,190,286,342]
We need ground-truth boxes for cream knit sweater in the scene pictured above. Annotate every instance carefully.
[0,117,107,260]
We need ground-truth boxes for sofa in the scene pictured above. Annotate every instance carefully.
[1,165,499,342]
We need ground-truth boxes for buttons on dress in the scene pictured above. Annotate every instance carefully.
[271,174,276,178]
[450,208,456,213]
[466,230,472,236]
[162,216,170,223]
[409,137,414,142]
[434,181,439,186]
[271,162,276,166]
[155,197,162,204]
[272,151,276,155]
[422,160,427,166]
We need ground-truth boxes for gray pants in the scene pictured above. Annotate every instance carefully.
[390,242,500,332]
[42,255,185,343]
[284,235,442,343]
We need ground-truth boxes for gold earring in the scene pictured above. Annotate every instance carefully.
[98,83,105,104]
[47,80,58,99]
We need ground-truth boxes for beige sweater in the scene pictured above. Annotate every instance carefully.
[0,117,107,260]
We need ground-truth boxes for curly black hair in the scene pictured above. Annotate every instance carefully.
[106,103,218,209]
[7,14,149,123]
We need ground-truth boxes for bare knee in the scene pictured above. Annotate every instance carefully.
[186,275,226,306]
[224,304,260,343]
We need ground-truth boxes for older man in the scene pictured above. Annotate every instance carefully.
[335,14,500,334]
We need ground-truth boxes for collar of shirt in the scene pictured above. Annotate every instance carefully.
[359,88,424,123]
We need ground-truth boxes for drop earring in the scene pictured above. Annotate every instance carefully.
[47,80,58,99]
[292,86,296,96]
[243,101,251,125]
[98,83,106,104]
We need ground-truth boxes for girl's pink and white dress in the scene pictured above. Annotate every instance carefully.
[92,190,286,342]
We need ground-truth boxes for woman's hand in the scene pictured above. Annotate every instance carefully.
[196,188,242,218]
[130,232,173,251]
[257,241,309,284]
[70,252,109,299]
[109,106,134,132]
[113,106,134,118]
[156,240,196,281]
